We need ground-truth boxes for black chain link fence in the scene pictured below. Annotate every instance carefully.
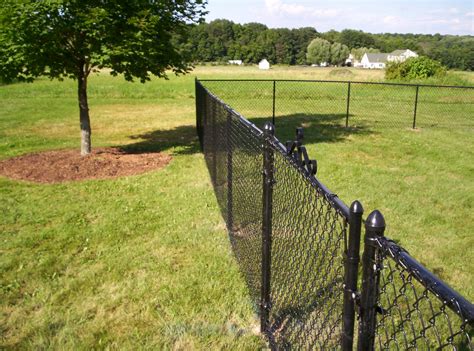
[373,237,474,350]
[199,79,474,134]
[195,80,474,350]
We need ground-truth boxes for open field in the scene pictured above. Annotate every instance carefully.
[1,66,473,348]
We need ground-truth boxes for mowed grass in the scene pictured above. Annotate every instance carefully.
[1,66,473,349]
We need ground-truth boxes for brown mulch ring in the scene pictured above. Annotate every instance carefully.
[0,148,172,184]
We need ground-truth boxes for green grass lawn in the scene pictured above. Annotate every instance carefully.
[1,66,473,349]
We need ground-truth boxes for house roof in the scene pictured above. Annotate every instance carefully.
[390,49,407,55]
[365,53,388,63]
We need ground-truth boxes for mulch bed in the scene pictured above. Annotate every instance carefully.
[0,147,172,184]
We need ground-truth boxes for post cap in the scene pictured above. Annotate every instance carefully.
[365,210,386,230]
[296,127,304,142]
[263,122,275,136]
[350,200,364,215]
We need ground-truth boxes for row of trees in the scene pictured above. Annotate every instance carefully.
[184,19,317,65]
[182,20,474,71]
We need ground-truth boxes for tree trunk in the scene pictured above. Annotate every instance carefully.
[78,69,91,155]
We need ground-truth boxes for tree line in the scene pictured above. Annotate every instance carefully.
[182,19,474,71]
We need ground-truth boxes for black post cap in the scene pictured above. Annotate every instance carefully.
[350,200,364,215]
[365,210,386,230]
[263,122,275,136]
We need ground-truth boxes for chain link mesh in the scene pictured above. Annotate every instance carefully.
[372,237,474,350]
[199,79,474,133]
[196,80,474,350]
[267,140,348,349]
[199,83,264,301]
[197,81,349,348]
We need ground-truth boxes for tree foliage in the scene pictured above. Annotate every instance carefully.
[339,29,375,49]
[386,56,446,80]
[181,21,473,71]
[0,0,207,154]
[330,42,350,66]
[306,38,331,65]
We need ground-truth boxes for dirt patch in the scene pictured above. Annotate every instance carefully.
[0,148,172,184]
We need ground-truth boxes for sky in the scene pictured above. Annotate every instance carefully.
[205,0,474,35]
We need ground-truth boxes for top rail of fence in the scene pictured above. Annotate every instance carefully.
[197,78,474,90]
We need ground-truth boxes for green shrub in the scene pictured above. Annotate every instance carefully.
[386,56,446,80]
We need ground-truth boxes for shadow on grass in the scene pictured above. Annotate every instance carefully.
[249,113,374,145]
[117,113,373,156]
[118,124,199,155]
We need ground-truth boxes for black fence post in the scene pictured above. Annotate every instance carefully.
[272,80,276,126]
[195,79,204,150]
[342,200,364,350]
[357,210,386,351]
[413,85,419,129]
[226,110,233,233]
[345,81,351,128]
[211,98,217,185]
[261,122,275,334]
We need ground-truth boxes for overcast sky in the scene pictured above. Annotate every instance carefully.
[205,0,474,35]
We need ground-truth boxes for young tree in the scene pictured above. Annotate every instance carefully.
[0,1,207,155]
[330,42,349,66]
[306,38,331,65]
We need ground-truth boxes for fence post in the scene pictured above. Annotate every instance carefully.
[413,85,419,129]
[345,81,351,128]
[342,200,364,350]
[211,98,217,185]
[226,110,233,233]
[261,122,275,334]
[357,210,386,351]
[272,80,276,126]
[195,79,204,150]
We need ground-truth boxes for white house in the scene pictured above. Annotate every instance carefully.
[357,49,418,69]
[228,60,243,65]
[258,59,270,70]
[387,49,418,63]
[361,53,389,69]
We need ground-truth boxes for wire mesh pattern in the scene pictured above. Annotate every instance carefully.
[199,79,474,133]
[195,79,474,350]
[267,139,348,349]
[198,83,264,302]
[372,237,474,350]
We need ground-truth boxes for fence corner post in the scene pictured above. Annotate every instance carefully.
[342,200,364,351]
[261,121,275,334]
[357,210,386,351]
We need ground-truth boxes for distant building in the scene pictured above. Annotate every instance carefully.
[258,59,270,70]
[345,54,355,66]
[228,60,243,65]
[361,53,389,69]
[345,54,364,67]
[360,49,419,69]
[387,49,418,63]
